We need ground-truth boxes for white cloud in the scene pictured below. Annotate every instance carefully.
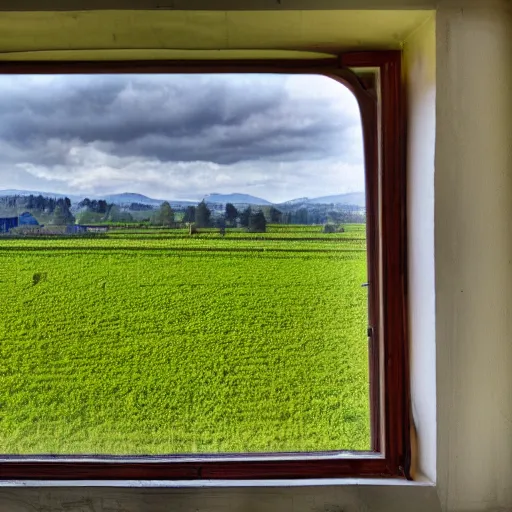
[0,74,364,202]
[14,142,363,203]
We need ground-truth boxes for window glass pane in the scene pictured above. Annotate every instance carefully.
[0,74,369,454]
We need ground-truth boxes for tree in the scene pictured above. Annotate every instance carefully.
[129,202,153,211]
[225,203,238,226]
[78,198,91,209]
[183,205,196,223]
[76,210,103,224]
[78,198,111,215]
[308,211,322,224]
[155,201,174,226]
[51,204,75,225]
[47,198,56,213]
[248,210,267,233]
[281,212,292,224]
[195,200,211,228]
[239,206,251,228]
[215,217,226,236]
[35,195,45,210]
[294,208,309,225]
[266,206,282,224]
[106,205,133,223]
[97,200,108,214]
[327,210,343,224]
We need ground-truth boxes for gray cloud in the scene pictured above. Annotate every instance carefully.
[0,74,364,202]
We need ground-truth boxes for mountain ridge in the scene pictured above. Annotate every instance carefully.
[0,189,365,207]
[203,193,272,205]
[304,192,365,207]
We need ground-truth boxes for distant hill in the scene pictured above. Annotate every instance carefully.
[102,193,165,206]
[103,193,198,208]
[305,192,366,207]
[280,197,309,205]
[0,189,366,208]
[0,190,191,207]
[204,193,272,205]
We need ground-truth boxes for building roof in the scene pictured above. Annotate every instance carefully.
[19,212,39,225]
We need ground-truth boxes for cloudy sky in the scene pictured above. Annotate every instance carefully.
[0,74,364,203]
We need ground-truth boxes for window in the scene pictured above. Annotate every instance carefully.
[0,52,408,480]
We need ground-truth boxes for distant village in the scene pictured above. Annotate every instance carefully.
[0,192,366,235]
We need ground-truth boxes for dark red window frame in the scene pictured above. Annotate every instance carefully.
[0,51,409,480]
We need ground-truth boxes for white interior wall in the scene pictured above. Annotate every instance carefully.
[403,13,436,484]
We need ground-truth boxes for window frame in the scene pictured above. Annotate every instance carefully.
[0,50,409,480]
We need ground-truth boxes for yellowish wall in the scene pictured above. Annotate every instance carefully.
[0,10,431,59]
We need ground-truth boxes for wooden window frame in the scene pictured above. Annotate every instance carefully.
[0,50,409,480]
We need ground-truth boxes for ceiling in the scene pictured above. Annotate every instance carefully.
[0,10,434,60]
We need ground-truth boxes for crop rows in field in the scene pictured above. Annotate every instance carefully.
[0,225,370,455]
[109,224,367,239]
[0,235,366,252]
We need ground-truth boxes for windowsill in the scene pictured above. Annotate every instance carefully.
[0,477,435,488]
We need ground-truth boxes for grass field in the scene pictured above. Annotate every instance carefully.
[0,224,370,454]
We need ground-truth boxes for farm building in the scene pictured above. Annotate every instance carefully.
[19,212,39,226]
[66,225,88,234]
[0,216,18,233]
[83,225,108,233]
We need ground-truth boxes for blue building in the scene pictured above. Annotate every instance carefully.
[0,217,18,233]
[18,212,39,226]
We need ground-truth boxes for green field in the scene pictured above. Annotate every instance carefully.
[0,224,370,454]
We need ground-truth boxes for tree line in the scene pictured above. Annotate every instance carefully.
[0,194,75,225]
[153,200,268,232]
[0,193,365,229]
